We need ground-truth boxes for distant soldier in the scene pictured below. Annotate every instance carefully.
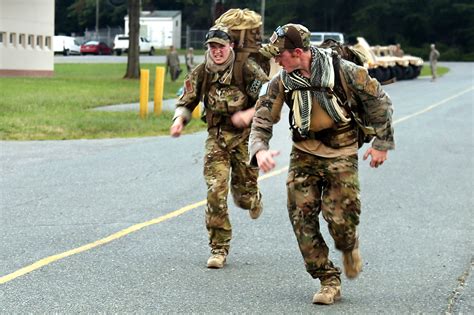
[170,25,269,269]
[393,43,404,57]
[253,23,395,305]
[166,45,181,82]
[185,47,195,72]
[429,43,440,81]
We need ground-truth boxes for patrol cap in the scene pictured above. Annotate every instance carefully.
[260,24,311,58]
[205,25,232,45]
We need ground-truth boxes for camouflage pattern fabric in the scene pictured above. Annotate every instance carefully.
[204,130,259,254]
[287,147,360,281]
[249,58,394,161]
[249,53,394,283]
[174,58,268,123]
[173,56,268,255]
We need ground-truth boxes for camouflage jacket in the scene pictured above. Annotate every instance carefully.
[249,59,395,163]
[173,58,269,126]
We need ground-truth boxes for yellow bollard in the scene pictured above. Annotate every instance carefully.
[154,66,165,116]
[192,103,201,119]
[139,69,150,119]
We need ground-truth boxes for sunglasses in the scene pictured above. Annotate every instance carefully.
[205,29,231,42]
[273,25,300,49]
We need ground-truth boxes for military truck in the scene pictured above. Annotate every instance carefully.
[372,45,423,80]
[351,37,396,83]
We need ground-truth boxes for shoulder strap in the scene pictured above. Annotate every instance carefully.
[200,67,209,106]
[335,57,376,136]
[232,52,250,94]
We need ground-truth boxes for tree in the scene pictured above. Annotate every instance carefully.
[124,0,140,79]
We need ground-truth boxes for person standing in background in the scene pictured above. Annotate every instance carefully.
[166,45,181,81]
[429,43,440,81]
[186,47,195,72]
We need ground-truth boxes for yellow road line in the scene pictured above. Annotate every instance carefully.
[2,87,471,284]
[0,167,287,284]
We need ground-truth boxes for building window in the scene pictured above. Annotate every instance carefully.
[10,32,17,47]
[0,32,5,46]
[28,34,35,48]
[19,34,26,48]
[36,35,44,49]
[45,36,52,49]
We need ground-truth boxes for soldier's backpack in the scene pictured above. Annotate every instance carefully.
[302,39,376,148]
[199,9,271,126]
[213,8,271,94]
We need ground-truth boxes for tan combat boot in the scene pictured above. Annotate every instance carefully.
[249,192,263,219]
[207,252,226,269]
[343,246,362,279]
[312,285,341,305]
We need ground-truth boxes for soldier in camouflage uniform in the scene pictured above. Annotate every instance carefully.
[170,25,269,269]
[250,24,395,304]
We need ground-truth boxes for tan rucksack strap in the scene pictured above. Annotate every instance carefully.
[232,52,250,96]
[336,58,376,136]
[200,68,209,104]
[238,30,246,48]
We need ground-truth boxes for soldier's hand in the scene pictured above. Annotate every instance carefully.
[256,150,280,173]
[231,108,256,128]
[363,147,388,168]
[170,117,184,137]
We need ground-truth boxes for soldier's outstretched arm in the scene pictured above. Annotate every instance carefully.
[341,59,395,153]
[171,64,205,137]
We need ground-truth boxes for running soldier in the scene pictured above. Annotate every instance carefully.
[250,23,395,304]
[170,25,269,269]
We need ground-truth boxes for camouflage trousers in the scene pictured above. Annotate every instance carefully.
[204,129,260,255]
[286,147,361,285]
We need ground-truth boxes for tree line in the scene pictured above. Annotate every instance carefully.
[56,0,473,61]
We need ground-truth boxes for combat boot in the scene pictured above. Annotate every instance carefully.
[249,192,263,219]
[342,243,362,279]
[312,285,341,305]
[207,252,226,269]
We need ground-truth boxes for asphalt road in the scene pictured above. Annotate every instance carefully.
[1,62,473,313]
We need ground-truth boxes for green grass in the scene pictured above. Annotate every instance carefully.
[0,63,205,140]
[420,65,449,77]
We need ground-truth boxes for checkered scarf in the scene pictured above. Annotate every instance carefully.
[281,46,349,136]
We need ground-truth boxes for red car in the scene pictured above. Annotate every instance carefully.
[80,41,112,55]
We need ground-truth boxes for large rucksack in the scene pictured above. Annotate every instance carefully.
[214,8,271,92]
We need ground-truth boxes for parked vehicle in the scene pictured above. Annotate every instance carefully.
[80,41,112,55]
[352,37,423,83]
[310,32,344,46]
[53,35,81,56]
[112,35,155,55]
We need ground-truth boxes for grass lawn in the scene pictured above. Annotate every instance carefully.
[0,63,205,140]
[420,64,449,77]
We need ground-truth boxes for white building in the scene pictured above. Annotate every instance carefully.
[125,11,182,49]
[0,0,54,77]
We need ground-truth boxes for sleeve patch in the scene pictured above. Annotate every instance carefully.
[185,79,193,94]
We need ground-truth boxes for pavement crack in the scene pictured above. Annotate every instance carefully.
[445,256,473,314]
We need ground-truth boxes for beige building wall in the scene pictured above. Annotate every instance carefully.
[0,0,54,76]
